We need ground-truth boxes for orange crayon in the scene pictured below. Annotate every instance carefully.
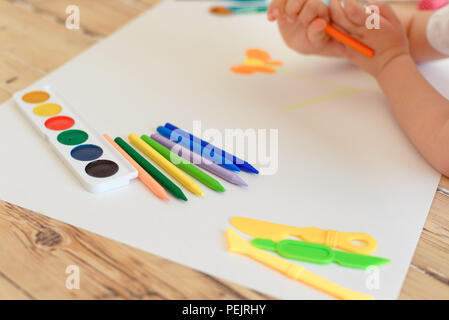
[103,134,170,201]
[325,24,374,58]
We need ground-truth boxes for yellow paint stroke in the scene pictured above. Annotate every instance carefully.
[278,69,380,93]
[285,88,363,110]
[278,69,382,109]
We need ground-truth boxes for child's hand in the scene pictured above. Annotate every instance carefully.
[267,0,346,57]
[329,0,410,77]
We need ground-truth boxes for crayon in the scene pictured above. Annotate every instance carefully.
[157,126,241,172]
[103,134,169,201]
[151,133,248,187]
[164,123,258,174]
[114,137,187,201]
[324,24,374,58]
[323,0,374,57]
[129,134,204,196]
[141,135,225,192]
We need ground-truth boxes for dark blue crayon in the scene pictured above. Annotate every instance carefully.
[156,126,240,172]
[164,123,259,174]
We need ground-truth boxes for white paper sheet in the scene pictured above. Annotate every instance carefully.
[0,0,446,299]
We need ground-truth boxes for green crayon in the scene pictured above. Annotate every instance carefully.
[114,137,187,201]
[141,135,226,193]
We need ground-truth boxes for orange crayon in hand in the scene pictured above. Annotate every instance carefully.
[325,24,375,58]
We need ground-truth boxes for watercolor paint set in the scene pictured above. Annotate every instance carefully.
[14,87,137,193]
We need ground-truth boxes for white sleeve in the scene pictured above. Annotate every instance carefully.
[426,5,449,55]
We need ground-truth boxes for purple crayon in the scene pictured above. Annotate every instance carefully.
[151,133,248,187]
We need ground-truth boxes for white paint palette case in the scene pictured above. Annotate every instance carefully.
[14,86,137,193]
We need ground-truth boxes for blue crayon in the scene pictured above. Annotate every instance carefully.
[164,123,259,174]
[156,126,241,172]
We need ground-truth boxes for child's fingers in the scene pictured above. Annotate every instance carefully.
[285,0,306,22]
[307,18,327,40]
[329,0,353,31]
[268,0,287,21]
[342,0,366,26]
[298,0,329,26]
[307,17,328,44]
[308,19,346,56]
[376,3,401,25]
[267,1,275,21]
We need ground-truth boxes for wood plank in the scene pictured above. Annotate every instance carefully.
[21,0,152,37]
[0,0,95,73]
[411,192,449,280]
[400,192,449,299]
[0,273,33,299]
[0,201,271,299]
[438,176,449,192]
[135,0,163,7]
[0,52,44,95]
[400,266,449,299]
[0,87,12,102]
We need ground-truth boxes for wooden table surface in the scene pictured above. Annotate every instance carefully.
[0,0,448,300]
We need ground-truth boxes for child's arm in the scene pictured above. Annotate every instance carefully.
[332,0,449,176]
[378,55,449,176]
[392,7,448,62]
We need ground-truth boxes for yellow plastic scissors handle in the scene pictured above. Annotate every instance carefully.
[296,228,378,255]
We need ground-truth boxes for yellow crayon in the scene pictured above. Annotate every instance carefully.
[103,134,170,201]
[129,133,204,196]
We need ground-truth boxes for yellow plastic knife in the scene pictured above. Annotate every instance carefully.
[226,229,373,300]
[230,216,377,255]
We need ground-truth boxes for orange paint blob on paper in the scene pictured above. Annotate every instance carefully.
[22,91,50,104]
[230,49,283,75]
